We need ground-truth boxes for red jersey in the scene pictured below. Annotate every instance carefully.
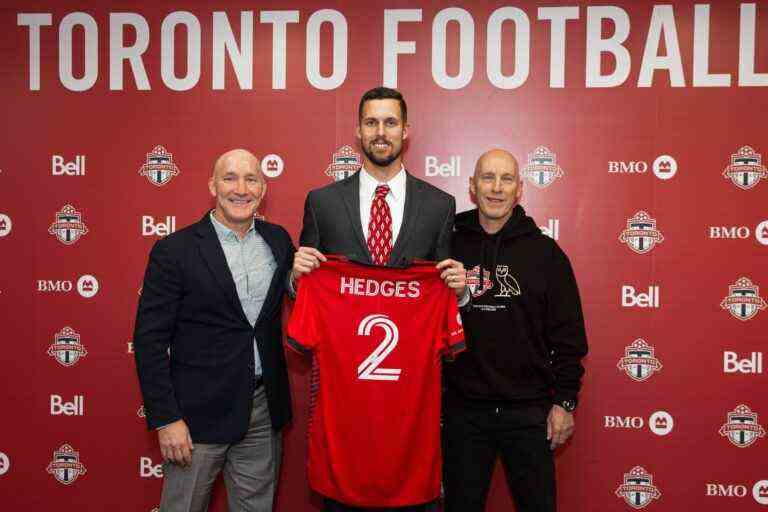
[287,257,465,507]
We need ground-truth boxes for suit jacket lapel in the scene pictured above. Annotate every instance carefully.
[389,171,422,266]
[253,220,285,327]
[195,215,250,326]
[339,172,372,263]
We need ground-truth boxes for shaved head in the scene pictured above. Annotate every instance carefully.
[470,148,523,234]
[213,149,260,179]
[473,149,520,182]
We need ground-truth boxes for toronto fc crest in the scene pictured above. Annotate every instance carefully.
[139,145,180,186]
[619,211,664,254]
[326,145,361,181]
[617,339,662,382]
[48,205,88,245]
[521,146,564,188]
[719,404,766,448]
[722,146,767,190]
[615,466,661,509]
[720,277,767,321]
[47,326,87,367]
[46,444,87,485]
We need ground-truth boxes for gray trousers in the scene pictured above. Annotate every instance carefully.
[160,387,282,512]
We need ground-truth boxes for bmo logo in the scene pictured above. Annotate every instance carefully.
[706,483,748,498]
[52,155,86,176]
[621,285,660,308]
[724,351,763,374]
[604,411,673,436]
[707,481,768,504]
[50,394,84,416]
[425,156,460,177]
[142,216,176,237]
[604,416,644,429]
[140,456,163,478]
[0,451,9,476]
[37,274,99,298]
[709,226,750,239]
[608,155,677,180]
[37,280,73,293]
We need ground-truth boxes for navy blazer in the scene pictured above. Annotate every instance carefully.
[134,213,294,444]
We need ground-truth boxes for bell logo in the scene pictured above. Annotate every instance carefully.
[50,395,84,416]
[753,480,768,505]
[756,220,768,246]
[142,216,176,237]
[261,153,284,178]
[649,411,674,436]
[724,351,763,374]
[77,275,99,298]
[652,155,677,180]
[52,155,86,176]
[425,156,461,177]
[0,213,11,237]
[139,456,163,478]
[0,451,9,476]
[621,285,660,308]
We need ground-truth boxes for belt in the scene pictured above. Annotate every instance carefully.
[254,376,264,389]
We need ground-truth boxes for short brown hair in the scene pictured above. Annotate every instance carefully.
[358,87,407,123]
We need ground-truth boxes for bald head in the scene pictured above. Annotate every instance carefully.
[470,149,523,233]
[473,149,520,182]
[213,149,260,179]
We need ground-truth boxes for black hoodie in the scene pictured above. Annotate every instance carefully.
[444,205,588,407]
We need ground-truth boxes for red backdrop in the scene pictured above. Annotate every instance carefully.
[0,1,766,510]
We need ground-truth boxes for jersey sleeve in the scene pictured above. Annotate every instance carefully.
[286,275,323,354]
[441,292,466,360]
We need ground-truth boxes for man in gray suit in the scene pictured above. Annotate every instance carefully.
[291,87,468,512]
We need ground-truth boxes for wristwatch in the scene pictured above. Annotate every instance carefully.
[558,399,577,412]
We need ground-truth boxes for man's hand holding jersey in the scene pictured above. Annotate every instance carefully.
[291,246,467,298]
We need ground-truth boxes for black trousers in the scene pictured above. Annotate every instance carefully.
[442,402,556,512]
[323,498,439,512]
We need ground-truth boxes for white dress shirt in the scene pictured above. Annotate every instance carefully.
[359,166,406,244]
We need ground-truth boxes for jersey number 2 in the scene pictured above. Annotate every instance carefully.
[357,314,401,381]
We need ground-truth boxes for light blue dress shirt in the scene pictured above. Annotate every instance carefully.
[210,212,276,376]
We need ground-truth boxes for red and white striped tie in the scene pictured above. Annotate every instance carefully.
[367,184,393,265]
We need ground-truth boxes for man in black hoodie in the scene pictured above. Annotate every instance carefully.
[442,149,588,512]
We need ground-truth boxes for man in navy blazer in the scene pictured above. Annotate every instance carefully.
[134,149,293,512]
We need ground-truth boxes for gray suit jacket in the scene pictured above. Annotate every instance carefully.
[299,170,455,265]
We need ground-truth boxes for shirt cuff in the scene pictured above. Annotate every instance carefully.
[457,286,471,307]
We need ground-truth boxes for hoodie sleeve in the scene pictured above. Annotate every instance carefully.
[545,244,588,405]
